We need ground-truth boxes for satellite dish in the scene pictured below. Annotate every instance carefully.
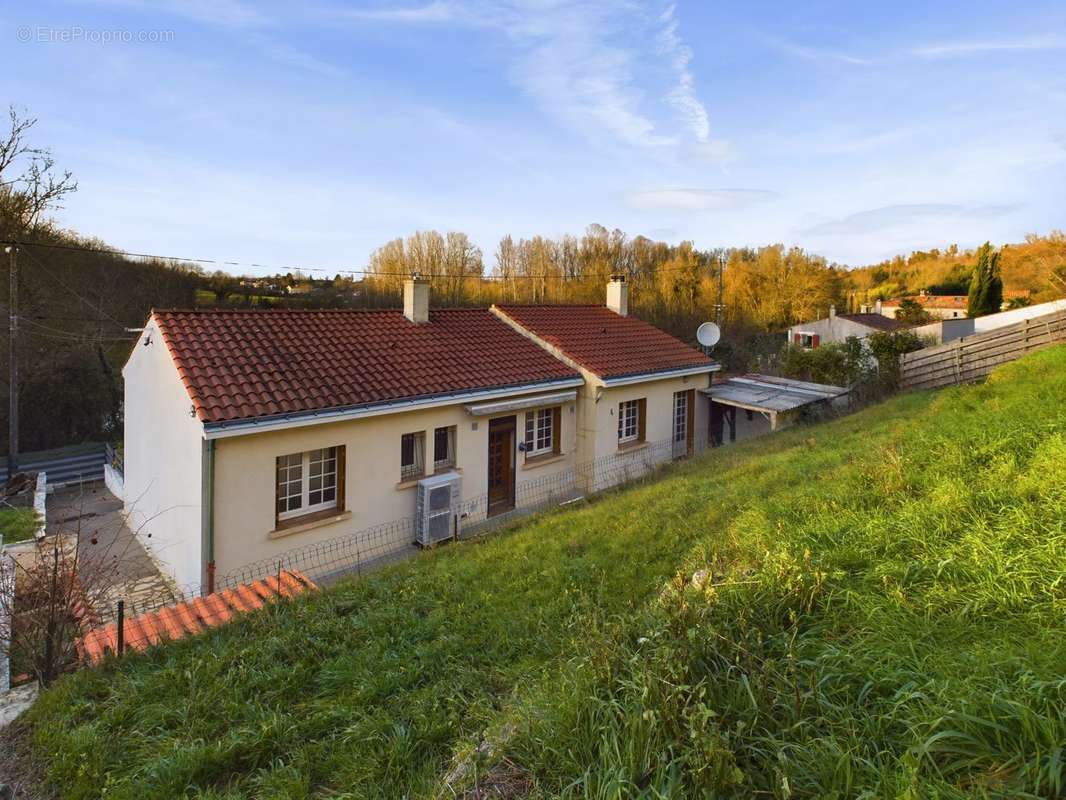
[696,322,721,348]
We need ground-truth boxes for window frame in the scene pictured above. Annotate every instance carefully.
[400,431,427,481]
[432,425,457,472]
[617,399,643,445]
[275,446,343,524]
[673,391,688,445]
[524,406,559,458]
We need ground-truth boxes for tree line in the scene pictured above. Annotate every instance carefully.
[3,104,1065,455]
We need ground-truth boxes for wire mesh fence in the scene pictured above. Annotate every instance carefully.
[109,433,712,623]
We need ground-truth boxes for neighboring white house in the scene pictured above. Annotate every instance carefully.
[123,277,719,590]
[786,305,906,349]
[911,298,1066,344]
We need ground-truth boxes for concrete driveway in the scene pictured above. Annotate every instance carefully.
[45,482,177,624]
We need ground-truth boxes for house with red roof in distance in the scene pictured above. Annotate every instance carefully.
[786,303,907,350]
[121,276,718,590]
[880,290,969,320]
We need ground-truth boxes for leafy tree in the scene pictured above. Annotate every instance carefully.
[966,242,1004,317]
[894,298,934,326]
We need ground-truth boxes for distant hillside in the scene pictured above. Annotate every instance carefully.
[0,234,198,452]
[847,231,1066,306]
[24,345,1066,798]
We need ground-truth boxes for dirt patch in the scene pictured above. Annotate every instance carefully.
[455,759,532,799]
[0,720,55,800]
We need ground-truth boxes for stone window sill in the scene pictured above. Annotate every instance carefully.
[396,467,462,490]
[522,452,567,470]
[269,510,351,540]
[617,439,648,453]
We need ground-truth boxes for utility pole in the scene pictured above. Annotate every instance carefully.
[6,243,18,476]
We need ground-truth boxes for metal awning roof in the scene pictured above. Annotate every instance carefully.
[700,374,847,413]
[465,390,577,417]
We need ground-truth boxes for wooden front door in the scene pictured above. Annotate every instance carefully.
[487,416,516,515]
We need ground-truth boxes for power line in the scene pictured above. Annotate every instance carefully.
[16,244,129,331]
[2,238,717,283]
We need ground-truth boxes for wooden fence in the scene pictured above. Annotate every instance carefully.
[901,309,1066,390]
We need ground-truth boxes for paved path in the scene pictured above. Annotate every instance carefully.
[46,483,177,625]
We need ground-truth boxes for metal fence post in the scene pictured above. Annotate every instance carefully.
[116,599,125,656]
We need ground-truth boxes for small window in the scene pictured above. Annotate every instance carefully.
[794,332,818,350]
[618,399,642,445]
[524,407,559,457]
[401,431,426,481]
[433,425,456,471]
[276,446,343,522]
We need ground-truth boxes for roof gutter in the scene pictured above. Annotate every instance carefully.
[600,363,719,388]
[202,376,585,440]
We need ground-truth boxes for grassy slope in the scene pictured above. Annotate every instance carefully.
[27,347,1066,799]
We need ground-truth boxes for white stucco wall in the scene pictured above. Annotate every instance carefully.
[122,319,204,588]
[210,390,578,578]
[787,315,883,345]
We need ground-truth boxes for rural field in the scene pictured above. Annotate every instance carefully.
[22,347,1066,799]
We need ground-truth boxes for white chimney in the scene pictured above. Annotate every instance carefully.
[403,274,430,324]
[829,304,836,321]
[874,298,883,316]
[606,274,628,316]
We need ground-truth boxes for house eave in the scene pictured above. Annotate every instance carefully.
[201,376,586,440]
[599,363,720,388]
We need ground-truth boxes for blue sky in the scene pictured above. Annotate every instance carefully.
[3,1,1065,274]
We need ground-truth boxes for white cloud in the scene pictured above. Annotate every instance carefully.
[626,188,777,211]
[337,2,455,24]
[657,4,710,142]
[768,39,871,66]
[911,35,1066,59]
[800,203,1021,237]
[335,0,718,154]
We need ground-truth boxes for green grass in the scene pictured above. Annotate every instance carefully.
[26,347,1066,798]
[0,507,40,544]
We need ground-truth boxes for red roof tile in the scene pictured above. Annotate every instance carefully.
[151,309,581,424]
[76,570,317,664]
[494,305,715,380]
[886,294,967,310]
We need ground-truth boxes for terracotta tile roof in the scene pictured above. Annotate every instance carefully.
[151,309,581,424]
[837,313,907,331]
[76,570,316,665]
[494,305,715,379]
[886,294,967,310]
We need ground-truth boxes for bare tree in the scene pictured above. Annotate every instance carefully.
[1,494,174,688]
[0,106,77,238]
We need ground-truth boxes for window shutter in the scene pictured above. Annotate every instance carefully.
[811,334,821,348]
[638,398,647,442]
[336,445,346,512]
[793,332,801,345]
[552,406,561,454]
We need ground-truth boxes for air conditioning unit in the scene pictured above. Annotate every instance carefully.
[415,471,462,547]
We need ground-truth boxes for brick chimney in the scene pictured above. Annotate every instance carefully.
[606,274,628,316]
[403,274,430,324]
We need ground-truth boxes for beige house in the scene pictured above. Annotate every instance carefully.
[123,277,718,590]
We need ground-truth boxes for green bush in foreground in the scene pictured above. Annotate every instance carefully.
[26,346,1066,798]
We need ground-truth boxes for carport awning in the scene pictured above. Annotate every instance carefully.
[700,374,847,413]
[465,390,577,416]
